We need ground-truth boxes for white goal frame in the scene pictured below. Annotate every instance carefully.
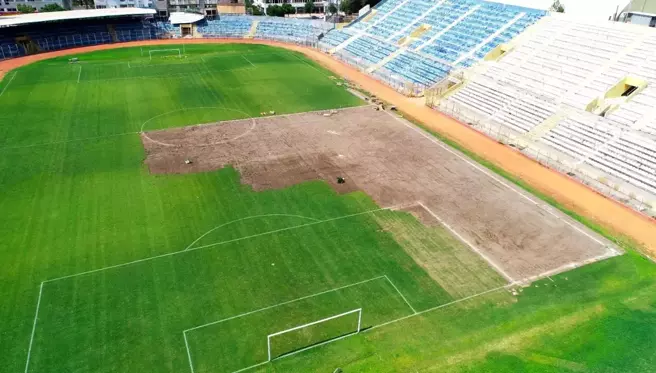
[148,48,182,60]
[266,308,362,362]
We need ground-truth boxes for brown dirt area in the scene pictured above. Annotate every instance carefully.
[142,106,617,281]
[2,39,655,259]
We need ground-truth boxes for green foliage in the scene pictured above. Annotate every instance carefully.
[40,3,65,11]
[281,3,295,15]
[328,3,337,14]
[550,0,565,13]
[339,0,350,13]
[340,0,361,15]
[72,0,94,8]
[304,0,315,14]
[16,3,35,13]
[266,3,295,17]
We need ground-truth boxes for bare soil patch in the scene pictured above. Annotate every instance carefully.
[142,106,617,281]
[2,40,654,258]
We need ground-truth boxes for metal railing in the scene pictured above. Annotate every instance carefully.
[430,99,655,216]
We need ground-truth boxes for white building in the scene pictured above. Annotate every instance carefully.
[1,0,71,13]
[253,0,337,14]
[94,0,152,9]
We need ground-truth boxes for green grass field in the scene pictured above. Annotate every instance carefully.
[1,44,655,373]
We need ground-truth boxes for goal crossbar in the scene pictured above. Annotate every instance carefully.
[266,308,362,361]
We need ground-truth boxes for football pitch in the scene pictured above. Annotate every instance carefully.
[1,43,656,373]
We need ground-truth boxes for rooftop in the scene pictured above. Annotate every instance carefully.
[0,8,156,28]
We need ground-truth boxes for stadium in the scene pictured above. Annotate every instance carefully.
[1,2,655,373]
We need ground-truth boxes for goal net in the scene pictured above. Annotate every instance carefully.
[148,49,182,60]
[267,308,362,361]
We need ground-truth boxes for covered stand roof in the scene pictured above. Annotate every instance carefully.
[0,8,156,28]
[168,12,205,25]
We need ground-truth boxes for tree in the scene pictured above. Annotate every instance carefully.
[40,3,65,11]
[550,0,565,13]
[72,0,94,8]
[339,0,350,14]
[17,3,36,13]
[245,0,264,15]
[304,0,315,14]
[347,0,362,14]
[281,3,295,15]
[266,3,294,16]
[328,3,337,14]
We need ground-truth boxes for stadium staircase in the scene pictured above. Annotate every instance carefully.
[107,25,118,43]
[558,30,651,107]
[330,32,362,54]
[368,47,405,73]
[453,12,525,65]
[416,5,480,51]
[516,111,568,147]
[16,37,40,55]
[362,0,413,32]
[246,20,259,39]
[387,0,446,43]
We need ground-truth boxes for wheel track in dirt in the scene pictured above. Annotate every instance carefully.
[1,38,654,257]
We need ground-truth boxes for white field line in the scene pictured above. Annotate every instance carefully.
[141,104,371,134]
[515,250,620,285]
[0,71,17,98]
[229,283,510,373]
[32,67,257,85]
[127,61,131,68]
[184,276,386,333]
[231,360,268,373]
[381,110,613,249]
[384,275,416,314]
[24,282,44,373]
[2,106,368,151]
[44,203,411,283]
[77,65,82,84]
[183,332,196,373]
[141,107,256,147]
[184,214,319,251]
[368,283,509,331]
[415,201,515,283]
[230,329,361,373]
[282,52,329,77]
[273,330,359,361]
[241,54,256,68]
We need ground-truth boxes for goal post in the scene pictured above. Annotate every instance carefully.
[266,308,362,361]
[148,48,182,60]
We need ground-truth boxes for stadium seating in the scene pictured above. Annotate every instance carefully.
[443,15,656,198]
[197,17,252,38]
[0,19,167,57]
[321,0,545,89]
[255,17,330,42]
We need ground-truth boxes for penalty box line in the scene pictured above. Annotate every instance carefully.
[226,282,512,373]
[43,202,415,283]
[182,274,415,373]
[26,204,414,373]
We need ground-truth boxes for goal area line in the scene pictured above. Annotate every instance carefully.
[182,274,415,373]
[23,203,414,373]
[214,281,513,373]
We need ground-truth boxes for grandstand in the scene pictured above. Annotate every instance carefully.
[0,8,162,58]
[1,2,655,216]
[318,0,546,91]
[437,14,656,213]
